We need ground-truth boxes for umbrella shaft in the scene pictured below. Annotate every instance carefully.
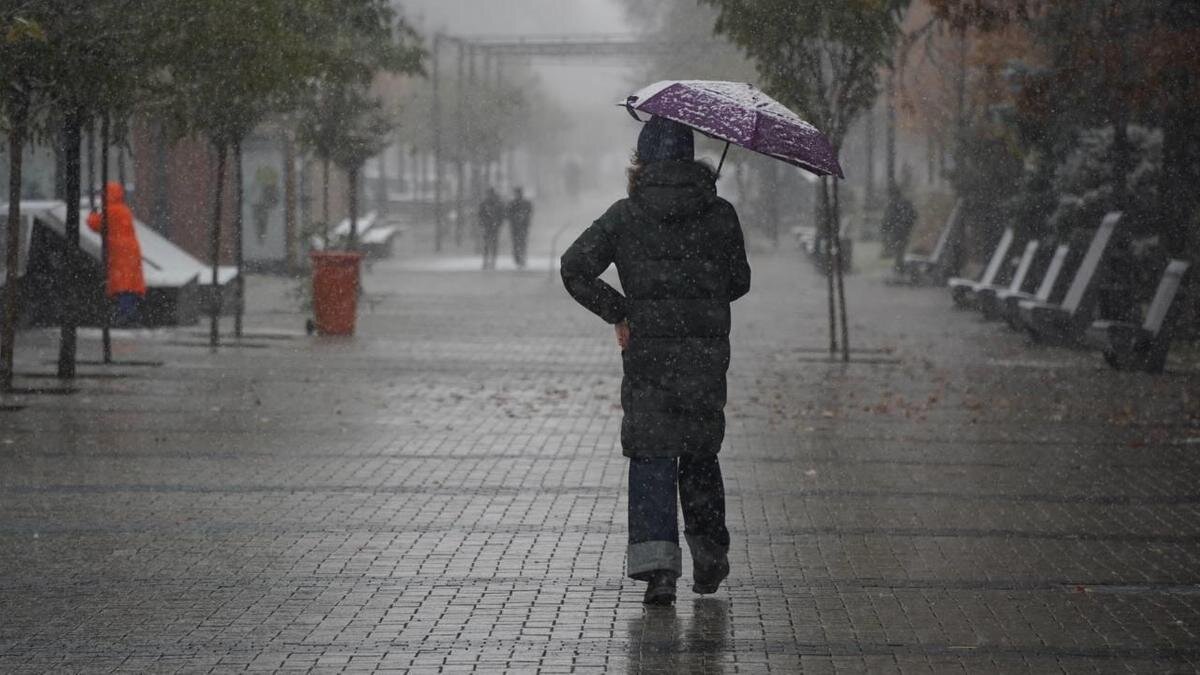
[716,142,731,177]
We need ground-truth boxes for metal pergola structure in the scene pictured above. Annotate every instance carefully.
[428,34,676,251]
[461,34,682,61]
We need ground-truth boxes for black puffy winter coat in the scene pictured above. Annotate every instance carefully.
[561,160,751,458]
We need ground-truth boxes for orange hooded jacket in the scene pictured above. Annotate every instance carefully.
[87,182,147,297]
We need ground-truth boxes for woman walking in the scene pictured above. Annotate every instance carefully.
[560,116,751,605]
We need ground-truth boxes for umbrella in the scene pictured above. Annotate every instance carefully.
[620,80,843,179]
[622,80,851,365]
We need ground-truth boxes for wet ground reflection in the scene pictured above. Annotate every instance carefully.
[626,598,729,673]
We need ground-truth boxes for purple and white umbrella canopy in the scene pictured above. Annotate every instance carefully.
[621,80,844,179]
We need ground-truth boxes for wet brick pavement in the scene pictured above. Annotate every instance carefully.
[2,240,1200,673]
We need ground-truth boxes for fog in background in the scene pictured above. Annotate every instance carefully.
[403,0,640,200]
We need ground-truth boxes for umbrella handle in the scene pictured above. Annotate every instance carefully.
[716,142,731,178]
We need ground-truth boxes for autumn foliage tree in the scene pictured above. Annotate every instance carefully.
[929,0,1200,261]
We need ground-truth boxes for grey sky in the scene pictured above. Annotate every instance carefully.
[402,0,629,36]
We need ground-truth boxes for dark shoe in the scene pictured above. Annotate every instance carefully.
[691,554,724,590]
[643,571,676,606]
[688,536,729,595]
[692,557,729,594]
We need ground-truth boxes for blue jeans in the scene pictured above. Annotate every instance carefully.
[113,292,141,327]
[627,455,729,580]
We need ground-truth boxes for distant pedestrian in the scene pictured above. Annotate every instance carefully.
[882,183,917,270]
[560,116,751,606]
[87,181,146,326]
[508,187,533,268]
[478,187,504,270]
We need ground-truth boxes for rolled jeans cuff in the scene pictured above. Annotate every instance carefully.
[628,540,681,579]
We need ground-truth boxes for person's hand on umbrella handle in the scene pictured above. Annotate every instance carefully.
[615,320,630,351]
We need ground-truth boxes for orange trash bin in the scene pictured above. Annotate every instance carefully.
[310,251,363,336]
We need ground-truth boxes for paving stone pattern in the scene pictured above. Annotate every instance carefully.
[2,244,1199,673]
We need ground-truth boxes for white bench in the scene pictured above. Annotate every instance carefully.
[977,239,1039,320]
[997,243,1070,328]
[898,199,963,285]
[1085,259,1190,373]
[1018,212,1121,343]
[948,227,1014,308]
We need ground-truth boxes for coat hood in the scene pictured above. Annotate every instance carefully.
[104,181,125,205]
[630,160,717,221]
[637,116,695,164]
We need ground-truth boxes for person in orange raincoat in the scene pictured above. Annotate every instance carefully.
[87,182,146,326]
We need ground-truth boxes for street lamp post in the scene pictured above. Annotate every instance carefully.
[432,34,443,252]
[455,40,466,248]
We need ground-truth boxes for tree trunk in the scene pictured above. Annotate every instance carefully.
[1,93,29,392]
[57,108,84,380]
[209,145,227,349]
[298,159,311,237]
[153,120,170,234]
[820,177,838,355]
[283,132,297,271]
[468,45,479,217]
[864,105,876,206]
[233,141,245,339]
[87,119,96,211]
[377,142,389,220]
[348,167,359,251]
[432,35,444,253]
[506,149,516,196]
[455,41,466,248]
[415,147,423,198]
[763,162,780,245]
[321,157,331,247]
[53,124,67,201]
[469,45,482,254]
[117,144,126,187]
[954,28,969,156]
[471,162,483,256]
[885,69,897,192]
[100,115,112,364]
[832,178,849,363]
[769,163,782,246]
[926,131,935,186]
